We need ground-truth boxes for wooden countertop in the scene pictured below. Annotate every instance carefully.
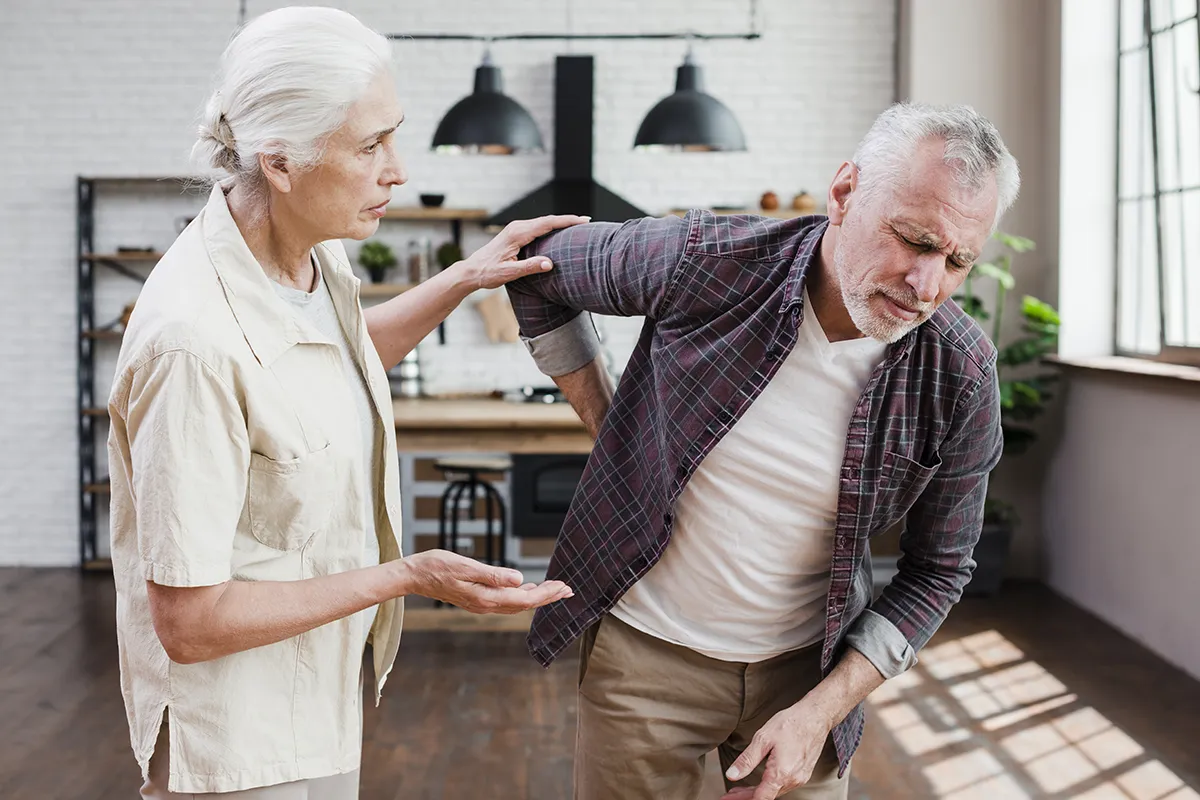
[392,398,592,454]
[392,398,586,430]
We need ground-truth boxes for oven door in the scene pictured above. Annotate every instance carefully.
[510,454,589,538]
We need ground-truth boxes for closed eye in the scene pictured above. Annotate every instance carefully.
[897,230,971,270]
[899,234,935,253]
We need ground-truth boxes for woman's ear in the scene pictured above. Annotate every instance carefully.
[258,152,292,194]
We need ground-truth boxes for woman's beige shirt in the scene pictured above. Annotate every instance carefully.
[107,184,405,794]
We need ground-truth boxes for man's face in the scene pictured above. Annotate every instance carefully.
[831,139,999,343]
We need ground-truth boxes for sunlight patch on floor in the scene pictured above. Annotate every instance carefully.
[868,630,1199,800]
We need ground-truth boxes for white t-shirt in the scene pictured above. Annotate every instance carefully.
[612,289,887,662]
[271,258,381,650]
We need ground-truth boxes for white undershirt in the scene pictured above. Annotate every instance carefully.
[271,258,381,651]
[612,289,887,662]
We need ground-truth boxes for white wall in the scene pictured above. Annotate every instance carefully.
[898,0,1062,578]
[0,0,895,565]
[1046,0,1200,681]
[1044,373,1200,681]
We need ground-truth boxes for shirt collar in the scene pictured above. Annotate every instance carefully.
[780,217,829,315]
[201,182,361,366]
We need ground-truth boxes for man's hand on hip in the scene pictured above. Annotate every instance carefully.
[720,646,888,799]
[719,695,836,800]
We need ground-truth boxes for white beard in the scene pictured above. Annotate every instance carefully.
[836,255,932,343]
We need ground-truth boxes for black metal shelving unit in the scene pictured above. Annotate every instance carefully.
[75,175,190,571]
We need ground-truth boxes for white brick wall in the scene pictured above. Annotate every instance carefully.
[0,0,894,565]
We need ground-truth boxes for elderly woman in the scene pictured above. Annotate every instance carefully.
[107,7,580,798]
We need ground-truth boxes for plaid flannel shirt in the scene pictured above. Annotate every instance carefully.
[506,211,1002,773]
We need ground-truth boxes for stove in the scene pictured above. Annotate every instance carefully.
[504,386,567,404]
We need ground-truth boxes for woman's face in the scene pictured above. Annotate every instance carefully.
[283,70,408,242]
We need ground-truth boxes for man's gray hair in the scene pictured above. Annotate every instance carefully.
[852,102,1020,230]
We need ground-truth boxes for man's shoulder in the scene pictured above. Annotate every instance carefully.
[680,210,829,264]
[918,299,998,380]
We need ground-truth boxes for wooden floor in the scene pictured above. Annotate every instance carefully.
[1,571,1198,800]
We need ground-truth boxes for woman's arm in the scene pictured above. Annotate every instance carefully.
[364,214,588,371]
[147,549,570,664]
[119,350,571,666]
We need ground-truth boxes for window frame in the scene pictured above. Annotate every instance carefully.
[1114,0,1200,366]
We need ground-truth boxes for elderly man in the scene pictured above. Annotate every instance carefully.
[505,102,1019,800]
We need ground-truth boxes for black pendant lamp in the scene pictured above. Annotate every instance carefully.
[432,50,544,155]
[634,47,746,152]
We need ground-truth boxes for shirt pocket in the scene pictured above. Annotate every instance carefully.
[876,449,943,526]
[247,442,335,551]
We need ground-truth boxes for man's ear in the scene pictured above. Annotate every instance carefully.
[826,161,859,225]
[258,152,292,194]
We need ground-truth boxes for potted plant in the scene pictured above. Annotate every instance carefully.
[358,240,397,284]
[436,241,463,272]
[956,232,1060,596]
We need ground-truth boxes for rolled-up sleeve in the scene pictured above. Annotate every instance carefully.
[521,311,604,377]
[849,366,1003,678]
[506,214,691,377]
[844,609,918,679]
[124,349,250,587]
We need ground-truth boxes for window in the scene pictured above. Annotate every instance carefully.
[1116,0,1200,365]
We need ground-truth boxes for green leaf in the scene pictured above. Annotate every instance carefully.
[973,261,1017,290]
[999,381,1014,409]
[955,294,990,322]
[1021,295,1061,326]
[999,337,1054,367]
[1012,381,1041,403]
[1022,320,1060,337]
[994,232,1036,253]
[998,377,1052,422]
[358,240,397,271]
[1001,424,1038,455]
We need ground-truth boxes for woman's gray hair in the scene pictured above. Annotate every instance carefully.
[191,7,393,197]
[852,102,1020,230]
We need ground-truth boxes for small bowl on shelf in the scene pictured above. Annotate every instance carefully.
[419,193,445,208]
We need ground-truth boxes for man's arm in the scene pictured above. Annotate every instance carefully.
[365,215,588,370]
[552,357,614,440]
[843,365,1003,678]
[722,649,883,798]
[506,214,691,379]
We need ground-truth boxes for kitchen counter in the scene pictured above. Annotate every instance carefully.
[392,398,593,454]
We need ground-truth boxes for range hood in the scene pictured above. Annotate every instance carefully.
[485,55,647,228]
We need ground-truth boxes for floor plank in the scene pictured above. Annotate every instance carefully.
[0,570,1196,800]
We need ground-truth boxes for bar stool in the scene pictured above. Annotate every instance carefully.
[434,456,512,568]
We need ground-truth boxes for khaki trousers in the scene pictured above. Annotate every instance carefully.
[575,615,850,800]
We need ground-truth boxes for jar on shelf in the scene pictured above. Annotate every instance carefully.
[406,239,426,284]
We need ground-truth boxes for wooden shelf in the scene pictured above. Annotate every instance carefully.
[82,252,163,261]
[83,557,113,572]
[83,175,199,184]
[360,282,415,298]
[382,207,489,222]
[82,329,123,340]
[84,481,110,495]
[82,407,109,417]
